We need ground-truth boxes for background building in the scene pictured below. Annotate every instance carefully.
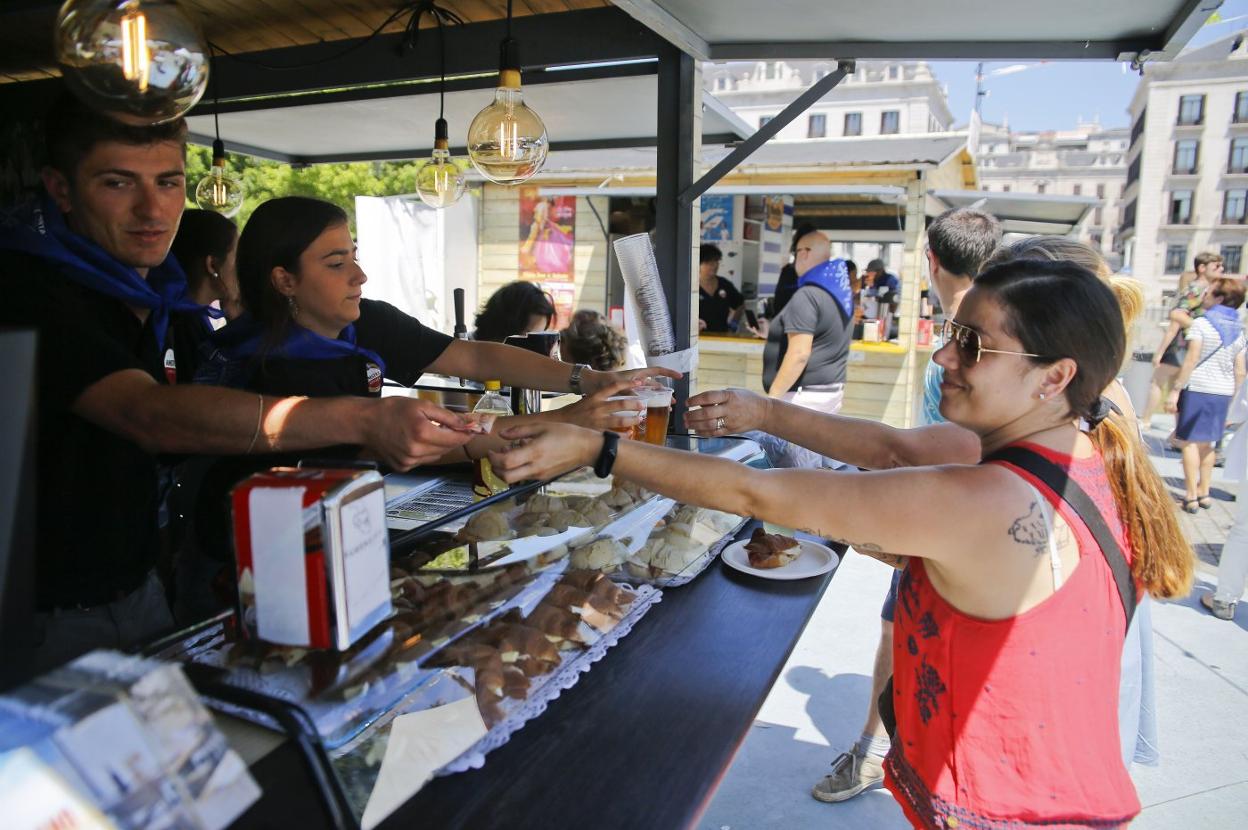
[1121,30,1248,300]
[705,60,954,139]
[976,120,1128,267]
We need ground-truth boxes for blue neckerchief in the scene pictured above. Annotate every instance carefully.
[0,195,216,349]
[796,258,854,319]
[1204,304,1243,347]
[202,313,386,386]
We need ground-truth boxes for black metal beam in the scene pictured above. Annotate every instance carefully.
[205,7,661,104]
[654,44,696,416]
[1157,0,1224,60]
[680,61,852,207]
[192,60,658,117]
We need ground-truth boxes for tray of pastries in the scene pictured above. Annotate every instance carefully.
[328,569,661,815]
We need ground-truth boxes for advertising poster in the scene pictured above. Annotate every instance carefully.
[700,194,735,243]
[519,187,576,281]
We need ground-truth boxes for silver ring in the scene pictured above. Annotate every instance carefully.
[716,416,726,431]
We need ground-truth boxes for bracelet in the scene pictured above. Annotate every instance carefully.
[593,430,620,478]
[569,363,589,395]
[245,394,264,454]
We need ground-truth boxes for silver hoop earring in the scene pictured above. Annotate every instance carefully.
[210,271,221,280]
[287,296,298,318]
[1038,393,1046,400]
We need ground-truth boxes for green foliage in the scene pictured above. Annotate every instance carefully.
[184,144,425,232]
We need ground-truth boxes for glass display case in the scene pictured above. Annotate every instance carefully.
[152,435,764,825]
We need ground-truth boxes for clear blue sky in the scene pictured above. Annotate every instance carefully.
[929,1,1248,131]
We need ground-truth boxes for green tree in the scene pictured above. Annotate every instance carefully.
[185,144,426,232]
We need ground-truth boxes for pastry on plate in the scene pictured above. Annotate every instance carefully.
[744,526,801,569]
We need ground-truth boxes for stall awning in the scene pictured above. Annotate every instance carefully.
[927,189,1099,235]
[612,0,1219,61]
[185,74,754,164]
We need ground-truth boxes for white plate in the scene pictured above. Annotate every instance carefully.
[720,538,839,581]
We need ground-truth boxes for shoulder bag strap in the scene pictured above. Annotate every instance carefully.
[984,446,1137,632]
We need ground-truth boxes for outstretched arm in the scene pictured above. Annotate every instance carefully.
[74,369,474,470]
[427,339,679,395]
[487,421,1003,566]
[686,387,980,469]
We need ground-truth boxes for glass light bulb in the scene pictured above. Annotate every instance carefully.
[195,163,244,217]
[56,0,208,124]
[415,148,468,209]
[467,83,548,185]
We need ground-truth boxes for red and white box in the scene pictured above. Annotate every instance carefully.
[231,467,391,651]
[916,318,934,347]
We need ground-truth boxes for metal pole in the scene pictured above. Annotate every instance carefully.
[655,44,696,417]
[679,60,853,207]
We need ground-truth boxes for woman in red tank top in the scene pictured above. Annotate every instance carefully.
[487,259,1195,828]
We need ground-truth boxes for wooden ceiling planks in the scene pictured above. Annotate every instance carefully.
[0,0,611,82]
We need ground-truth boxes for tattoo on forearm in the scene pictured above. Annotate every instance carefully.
[1008,501,1050,557]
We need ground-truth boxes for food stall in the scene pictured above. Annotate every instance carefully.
[0,1,1214,828]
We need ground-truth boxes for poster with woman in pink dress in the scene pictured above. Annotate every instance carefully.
[519,188,576,280]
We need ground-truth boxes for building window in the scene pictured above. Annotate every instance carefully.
[1002,184,1011,192]
[1165,244,1188,273]
[844,112,862,136]
[1169,190,1193,224]
[1097,183,1106,199]
[1231,137,1248,173]
[1237,92,1248,124]
[1173,139,1199,174]
[807,113,827,138]
[1223,245,1244,273]
[1224,189,1248,223]
[1094,207,1104,226]
[1037,182,1047,194]
[1073,184,1082,196]
[759,115,773,129]
[887,65,900,80]
[880,110,900,134]
[1177,94,1205,126]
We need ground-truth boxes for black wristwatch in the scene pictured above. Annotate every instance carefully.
[593,430,620,478]
[569,363,589,395]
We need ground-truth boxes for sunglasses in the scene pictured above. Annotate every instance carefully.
[941,319,1043,365]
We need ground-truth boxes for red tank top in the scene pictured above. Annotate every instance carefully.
[883,441,1140,829]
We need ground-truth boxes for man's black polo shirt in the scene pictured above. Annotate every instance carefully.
[2,251,195,610]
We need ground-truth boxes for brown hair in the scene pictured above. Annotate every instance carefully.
[975,259,1194,599]
[982,235,1144,333]
[1209,277,1246,310]
[561,310,628,371]
[43,91,187,178]
[1195,251,1224,271]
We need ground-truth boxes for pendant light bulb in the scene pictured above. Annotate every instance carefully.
[55,0,208,124]
[416,118,468,209]
[195,140,244,217]
[467,38,548,185]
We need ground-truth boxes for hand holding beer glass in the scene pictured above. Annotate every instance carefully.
[636,382,674,445]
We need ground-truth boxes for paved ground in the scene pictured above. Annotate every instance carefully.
[700,417,1248,829]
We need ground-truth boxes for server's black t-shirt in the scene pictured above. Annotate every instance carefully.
[0,252,197,609]
[193,300,455,561]
[698,276,744,333]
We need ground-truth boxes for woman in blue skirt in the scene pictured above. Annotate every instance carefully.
[1167,277,1248,512]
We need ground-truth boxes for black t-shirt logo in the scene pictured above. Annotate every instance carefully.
[163,347,177,385]
[366,362,383,394]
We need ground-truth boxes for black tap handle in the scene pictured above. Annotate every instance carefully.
[453,288,467,338]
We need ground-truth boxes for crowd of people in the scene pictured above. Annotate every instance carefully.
[4,82,1240,830]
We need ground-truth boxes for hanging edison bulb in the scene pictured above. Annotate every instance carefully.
[416,118,468,209]
[467,39,547,185]
[55,0,208,124]
[195,140,244,217]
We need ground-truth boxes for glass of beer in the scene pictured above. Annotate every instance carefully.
[636,385,673,445]
[606,395,645,440]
